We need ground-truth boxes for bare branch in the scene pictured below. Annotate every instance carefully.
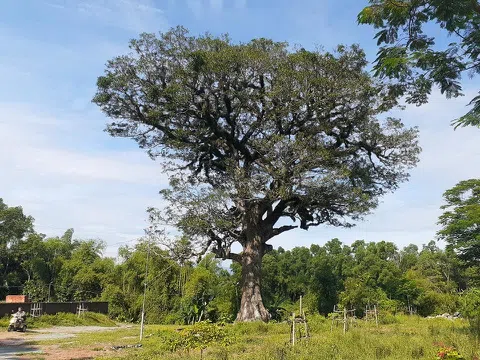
[269,225,298,239]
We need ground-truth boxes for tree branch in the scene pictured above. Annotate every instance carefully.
[269,225,298,239]
[211,246,241,263]
[472,0,480,14]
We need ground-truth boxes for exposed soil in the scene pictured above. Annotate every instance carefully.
[17,345,105,360]
[0,325,132,359]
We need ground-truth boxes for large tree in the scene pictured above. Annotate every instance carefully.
[358,0,480,128]
[93,27,420,322]
[437,179,480,266]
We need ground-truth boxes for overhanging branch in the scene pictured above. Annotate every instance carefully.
[268,225,298,239]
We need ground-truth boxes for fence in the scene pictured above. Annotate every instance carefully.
[0,302,108,318]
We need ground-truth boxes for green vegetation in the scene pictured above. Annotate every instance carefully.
[1,25,480,358]
[358,0,480,128]
[1,6,480,360]
[93,26,420,322]
[1,177,480,329]
[0,312,115,329]
[27,316,480,360]
[438,179,480,269]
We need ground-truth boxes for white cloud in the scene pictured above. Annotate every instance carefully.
[187,0,243,18]
[268,89,480,252]
[45,0,168,33]
[4,88,477,257]
[0,102,168,255]
[0,104,167,185]
[1,0,479,259]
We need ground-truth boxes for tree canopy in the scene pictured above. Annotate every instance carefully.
[358,0,480,128]
[93,26,420,321]
[1,196,480,324]
[437,179,480,266]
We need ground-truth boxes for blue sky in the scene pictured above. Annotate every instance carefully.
[1,0,479,257]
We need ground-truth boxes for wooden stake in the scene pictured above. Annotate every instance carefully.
[343,307,347,335]
[299,295,302,316]
[292,312,295,346]
[374,305,378,327]
[303,311,309,337]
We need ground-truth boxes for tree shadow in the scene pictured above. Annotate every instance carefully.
[0,336,42,359]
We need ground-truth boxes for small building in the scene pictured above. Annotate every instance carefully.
[5,295,29,303]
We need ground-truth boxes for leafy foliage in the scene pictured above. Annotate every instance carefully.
[93,26,420,321]
[461,288,480,333]
[437,179,480,267]
[434,344,466,360]
[2,193,480,331]
[358,0,480,128]
[167,321,233,353]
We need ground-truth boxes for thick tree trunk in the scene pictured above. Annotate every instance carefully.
[235,238,270,322]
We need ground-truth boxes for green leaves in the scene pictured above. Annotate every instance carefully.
[437,179,480,266]
[359,0,480,127]
[94,27,420,321]
[461,288,480,333]
[0,198,34,247]
[452,92,480,128]
[168,321,233,352]
[95,28,419,248]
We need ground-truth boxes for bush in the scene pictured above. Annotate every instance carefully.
[167,321,233,353]
[461,288,480,334]
[28,312,115,328]
[306,313,328,333]
[379,313,399,325]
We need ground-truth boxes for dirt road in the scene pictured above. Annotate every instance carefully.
[0,325,127,359]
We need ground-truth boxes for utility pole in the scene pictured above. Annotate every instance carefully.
[139,239,150,341]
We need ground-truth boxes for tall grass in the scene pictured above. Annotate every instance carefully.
[100,316,479,360]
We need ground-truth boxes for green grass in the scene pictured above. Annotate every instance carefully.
[0,312,116,329]
[26,315,480,360]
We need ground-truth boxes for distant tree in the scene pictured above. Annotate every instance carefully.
[0,198,34,246]
[358,0,480,128]
[0,198,34,298]
[56,239,107,301]
[342,241,404,311]
[398,244,419,272]
[310,240,351,314]
[93,27,420,321]
[461,288,480,333]
[437,179,480,266]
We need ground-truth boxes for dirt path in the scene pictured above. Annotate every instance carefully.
[0,325,132,359]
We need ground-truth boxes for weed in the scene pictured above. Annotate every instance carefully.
[25,315,480,360]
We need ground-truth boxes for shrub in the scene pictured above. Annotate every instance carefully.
[1,312,117,329]
[380,313,399,325]
[434,344,465,359]
[461,288,480,334]
[168,321,233,353]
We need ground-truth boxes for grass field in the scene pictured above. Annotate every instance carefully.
[0,312,116,329]
[24,315,480,360]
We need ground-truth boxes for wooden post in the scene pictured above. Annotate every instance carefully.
[343,307,347,334]
[374,305,378,327]
[292,312,296,346]
[303,311,309,338]
[299,295,303,316]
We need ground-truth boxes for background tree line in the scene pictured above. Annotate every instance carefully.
[1,178,479,324]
